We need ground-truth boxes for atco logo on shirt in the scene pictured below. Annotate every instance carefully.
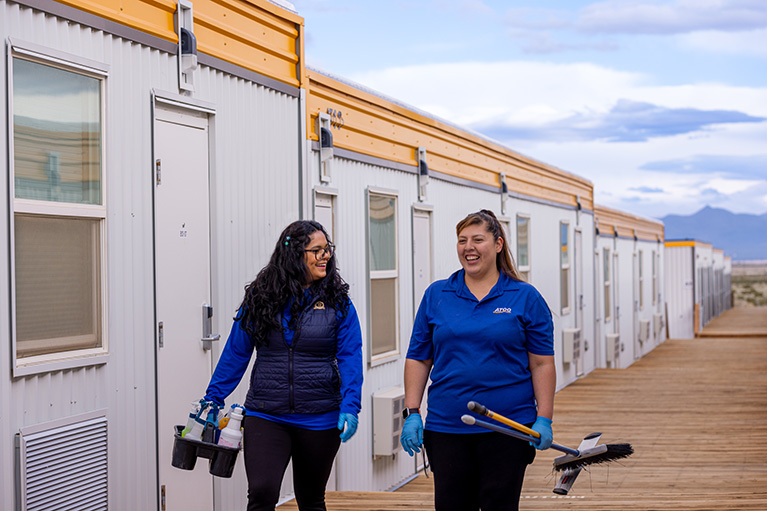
[314,301,325,310]
[493,307,513,313]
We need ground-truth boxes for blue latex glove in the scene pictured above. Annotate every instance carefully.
[400,413,423,456]
[337,412,359,443]
[530,416,553,450]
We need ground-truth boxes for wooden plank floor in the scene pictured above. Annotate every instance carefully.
[280,307,767,510]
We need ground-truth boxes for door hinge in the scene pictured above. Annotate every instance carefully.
[158,321,164,348]
[156,158,162,185]
[161,485,166,511]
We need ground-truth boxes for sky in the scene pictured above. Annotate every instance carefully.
[289,0,767,221]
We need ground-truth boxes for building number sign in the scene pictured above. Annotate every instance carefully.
[327,108,345,129]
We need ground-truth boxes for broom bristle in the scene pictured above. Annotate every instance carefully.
[554,443,633,472]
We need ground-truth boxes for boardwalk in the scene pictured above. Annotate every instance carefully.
[279,307,767,510]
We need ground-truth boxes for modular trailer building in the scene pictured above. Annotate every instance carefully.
[665,240,732,339]
[594,206,666,369]
[303,67,597,493]
[2,0,306,510]
[0,1,736,510]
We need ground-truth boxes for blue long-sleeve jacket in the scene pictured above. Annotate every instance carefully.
[205,300,363,429]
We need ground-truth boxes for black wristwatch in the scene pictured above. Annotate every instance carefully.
[402,407,420,419]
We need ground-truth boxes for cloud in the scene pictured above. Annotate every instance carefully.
[349,60,767,217]
[291,0,352,13]
[506,130,767,218]
[700,187,729,201]
[509,31,619,54]
[640,154,767,179]
[505,8,571,30]
[456,0,495,17]
[679,28,767,56]
[504,1,767,34]
[472,99,765,143]
[503,1,767,55]
[351,61,643,125]
[576,0,767,35]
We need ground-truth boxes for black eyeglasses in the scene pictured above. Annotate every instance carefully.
[304,243,335,260]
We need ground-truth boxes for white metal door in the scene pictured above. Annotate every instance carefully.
[613,252,620,367]
[574,230,584,376]
[594,250,602,367]
[633,253,640,360]
[412,208,432,313]
[154,103,215,510]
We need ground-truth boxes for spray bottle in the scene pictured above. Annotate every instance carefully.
[218,403,243,430]
[217,406,244,449]
[181,399,206,439]
[201,403,221,444]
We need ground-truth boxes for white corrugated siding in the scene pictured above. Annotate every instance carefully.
[1,3,159,510]
[695,244,714,328]
[666,246,695,339]
[0,2,300,510]
[205,68,301,511]
[310,153,596,491]
[615,237,637,367]
[633,240,665,357]
[322,157,419,492]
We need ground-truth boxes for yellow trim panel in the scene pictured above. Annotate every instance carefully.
[595,204,664,242]
[306,70,593,210]
[54,0,303,88]
[665,240,713,248]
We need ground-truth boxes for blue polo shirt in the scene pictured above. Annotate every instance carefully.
[407,270,554,433]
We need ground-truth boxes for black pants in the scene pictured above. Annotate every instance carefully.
[424,430,536,511]
[242,416,341,511]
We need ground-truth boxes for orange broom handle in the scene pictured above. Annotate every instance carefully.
[467,401,540,439]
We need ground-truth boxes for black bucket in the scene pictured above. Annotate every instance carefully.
[171,425,241,478]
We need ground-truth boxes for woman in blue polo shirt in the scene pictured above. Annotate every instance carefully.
[204,220,363,511]
[401,209,555,511]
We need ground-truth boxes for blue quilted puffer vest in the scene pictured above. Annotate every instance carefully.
[244,299,341,414]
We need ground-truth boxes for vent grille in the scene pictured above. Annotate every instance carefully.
[19,416,108,511]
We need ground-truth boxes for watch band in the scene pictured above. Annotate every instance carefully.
[402,407,420,419]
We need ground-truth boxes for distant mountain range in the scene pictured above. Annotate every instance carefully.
[661,206,767,261]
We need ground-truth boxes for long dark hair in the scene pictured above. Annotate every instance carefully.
[238,220,350,347]
[455,209,521,281]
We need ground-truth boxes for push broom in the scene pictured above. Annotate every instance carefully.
[464,401,633,472]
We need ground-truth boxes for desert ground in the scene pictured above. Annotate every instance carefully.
[732,261,767,307]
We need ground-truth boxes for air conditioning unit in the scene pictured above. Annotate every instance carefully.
[653,313,664,337]
[606,333,620,367]
[639,319,650,343]
[562,328,581,364]
[372,386,405,457]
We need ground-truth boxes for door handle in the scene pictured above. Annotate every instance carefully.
[202,303,220,351]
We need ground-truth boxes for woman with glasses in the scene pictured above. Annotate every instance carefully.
[203,220,363,511]
[401,209,555,511]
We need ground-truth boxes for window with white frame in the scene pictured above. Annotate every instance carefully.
[639,250,644,309]
[560,222,570,313]
[368,191,399,360]
[603,248,611,321]
[516,215,530,282]
[10,47,107,368]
